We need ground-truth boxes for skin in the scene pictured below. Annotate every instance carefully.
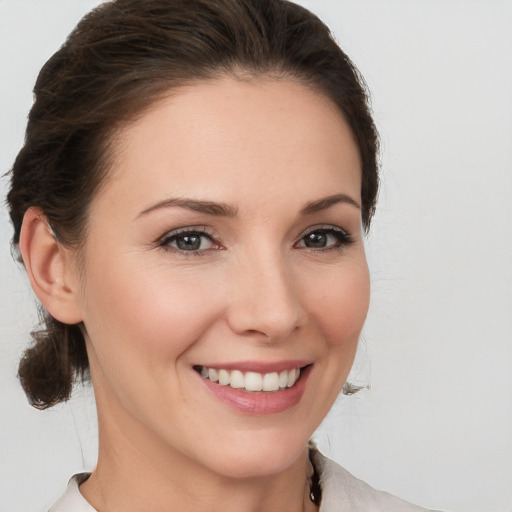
[22,78,370,512]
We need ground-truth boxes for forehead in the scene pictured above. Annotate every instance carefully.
[96,78,362,214]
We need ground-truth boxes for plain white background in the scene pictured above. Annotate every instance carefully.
[1,1,511,511]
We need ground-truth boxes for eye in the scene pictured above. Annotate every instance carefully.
[296,227,353,251]
[159,228,220,253]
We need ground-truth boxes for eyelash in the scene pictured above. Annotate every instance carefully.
[295,226,353,252]
[157,225,353,256]
[158,227,221,256]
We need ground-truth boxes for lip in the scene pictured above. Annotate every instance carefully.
[195,362,313,415]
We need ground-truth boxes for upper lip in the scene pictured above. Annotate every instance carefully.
[194,360,313,374]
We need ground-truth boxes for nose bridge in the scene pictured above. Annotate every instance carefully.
[227,243,304,341]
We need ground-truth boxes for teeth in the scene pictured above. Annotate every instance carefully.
[218,369,230,386]
[199,366,301,391]
[287,368,297,387]
[245,372,263,391]
[279,370,288,388]
[262,372,280,392]
[230,370,245,389]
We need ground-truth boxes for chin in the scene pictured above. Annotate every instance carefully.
[192,428,311,479]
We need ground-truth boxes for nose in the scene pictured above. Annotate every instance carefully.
[225,248,306,342]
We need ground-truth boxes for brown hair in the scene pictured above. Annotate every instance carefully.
[7,0,379,409]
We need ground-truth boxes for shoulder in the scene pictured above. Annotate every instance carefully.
[311,449,441,512]
[48,474,96,512]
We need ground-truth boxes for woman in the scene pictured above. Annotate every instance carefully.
[7,0,436,510]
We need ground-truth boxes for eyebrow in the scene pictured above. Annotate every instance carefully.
[137,198,238,218]
[137,192,360,219]
[301,193,361,215]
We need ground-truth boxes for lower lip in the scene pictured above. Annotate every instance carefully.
[197,365,312,415]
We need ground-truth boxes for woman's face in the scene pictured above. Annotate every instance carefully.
[73,78,370,478]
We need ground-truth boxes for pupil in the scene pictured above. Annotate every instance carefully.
[305,232,327,248]
[177,235,201,250]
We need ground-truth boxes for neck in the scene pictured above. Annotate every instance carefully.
[80,410,316,512]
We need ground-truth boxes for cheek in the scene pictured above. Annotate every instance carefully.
[80,257,224,367]
[306,259,370,347]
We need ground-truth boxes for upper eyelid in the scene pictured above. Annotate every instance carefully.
[158,226,218,242]
[299,224,350,237]
[161,224,349,237]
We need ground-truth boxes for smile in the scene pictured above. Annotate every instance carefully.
[197,366,301,392]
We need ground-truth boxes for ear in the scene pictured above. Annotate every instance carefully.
[19,207,84,324]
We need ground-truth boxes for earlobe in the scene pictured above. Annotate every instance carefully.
[19,207,83,325]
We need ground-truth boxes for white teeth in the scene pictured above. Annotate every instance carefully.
[287,368,297,387]
[199,366,302,392]
[245,372,263,391]
[279,370,289,388]
[218,369,230,386]
[262,372,280,392]
[230,370,245,389]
